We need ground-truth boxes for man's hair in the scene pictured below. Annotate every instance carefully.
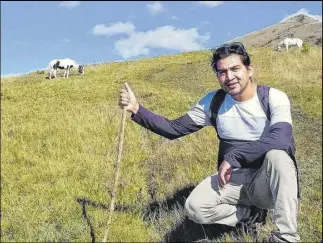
[211,42,251,73]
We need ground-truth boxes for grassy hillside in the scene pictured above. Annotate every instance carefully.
[1,47,322,242]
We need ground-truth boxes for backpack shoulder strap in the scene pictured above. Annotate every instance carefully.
[209,89,226,135]
[257,85,271,121]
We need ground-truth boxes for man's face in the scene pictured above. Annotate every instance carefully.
[216,54,253,96]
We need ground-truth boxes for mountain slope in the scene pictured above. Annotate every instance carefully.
[229,14,322,48]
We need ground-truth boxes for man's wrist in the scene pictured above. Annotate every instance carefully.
[131,103,140,114]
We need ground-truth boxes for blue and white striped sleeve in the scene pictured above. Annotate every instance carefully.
[187,91,215,127]
[268,88,292,127]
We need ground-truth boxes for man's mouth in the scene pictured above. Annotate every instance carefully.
[226,82,238,88]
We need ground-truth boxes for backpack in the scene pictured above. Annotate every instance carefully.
[209,85,271,138]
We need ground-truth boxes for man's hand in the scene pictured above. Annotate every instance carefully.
[218,160,232,188]
[119,82,139,113]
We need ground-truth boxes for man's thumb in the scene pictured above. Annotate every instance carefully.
[124,82,131,93]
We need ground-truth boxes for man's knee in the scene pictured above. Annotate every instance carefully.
[184,196,204,223]
[265,149,296,176]
[184,196,218,224]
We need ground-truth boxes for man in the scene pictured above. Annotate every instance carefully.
[118,42,300,242]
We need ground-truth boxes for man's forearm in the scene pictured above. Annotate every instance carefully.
[223,122,294,167]
[131,104,203,140]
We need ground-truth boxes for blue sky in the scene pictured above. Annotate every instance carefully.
[1,1,322,77]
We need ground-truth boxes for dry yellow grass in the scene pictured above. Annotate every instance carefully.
[1,46,321,242]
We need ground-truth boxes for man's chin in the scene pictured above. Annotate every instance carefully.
[226,88,241,96]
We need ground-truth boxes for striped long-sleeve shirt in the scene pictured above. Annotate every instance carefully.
[130,86,300,198]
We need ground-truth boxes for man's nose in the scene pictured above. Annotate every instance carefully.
[227,70,234,80]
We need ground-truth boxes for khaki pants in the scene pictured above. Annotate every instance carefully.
[184,149,300,242]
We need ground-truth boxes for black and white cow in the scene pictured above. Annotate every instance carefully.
[48,58,84,79]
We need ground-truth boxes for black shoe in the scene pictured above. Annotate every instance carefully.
[249,206,268,225]
[237,206,268,240]
[263,233,290,242]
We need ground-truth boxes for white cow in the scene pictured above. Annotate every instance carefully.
[48,58,84,79]
[277,38,303,52]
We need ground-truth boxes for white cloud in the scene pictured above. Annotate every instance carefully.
[280,8,322,23]
[91,22,210,59]
[113,25,210,59]
[63,38,70,43]
[58,1,80,9]
[147,1,165,15]
[171,16,178,20]
[198,1,224,8]
[92,22,136,36]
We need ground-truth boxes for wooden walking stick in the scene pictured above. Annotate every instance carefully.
[102,104,127,242]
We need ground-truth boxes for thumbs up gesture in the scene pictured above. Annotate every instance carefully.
[119,82,139,114]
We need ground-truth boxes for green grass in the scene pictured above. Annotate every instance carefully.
[1,47,322,242]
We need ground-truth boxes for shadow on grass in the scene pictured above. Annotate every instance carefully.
[76,198,133,243]
[142,185,194,222]
[143,185,235,242]
[76,185,236,242]
[163,216,235,242]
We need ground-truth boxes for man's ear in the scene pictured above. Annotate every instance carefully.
[247,65,254,77]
